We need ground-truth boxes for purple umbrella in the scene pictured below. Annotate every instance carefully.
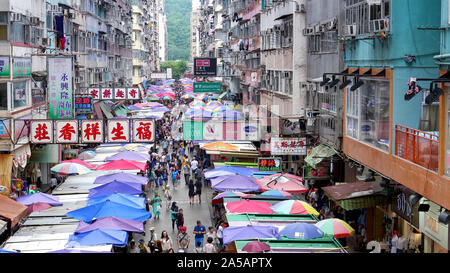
[212,175,260,192]
[242,241,271,253]
[94,172,148,185]
[88,181,143,198]
[223,226,281,246]
[15,192,63,206]
[75,216,145,233]
[151,106,170,112]
[105,151,150,162]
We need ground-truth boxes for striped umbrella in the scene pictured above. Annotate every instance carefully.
[78,151,96,160]
[212,191,254,204]
[51,162,92,176]
[269,200,319,216]
[260,190,293,198]
[207,100,223,106]
[315,218,355,238]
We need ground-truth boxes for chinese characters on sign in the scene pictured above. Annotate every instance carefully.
[30,121,53,144]
[48,57,73,119]
[270,137,307,155]
[133,119,154,142]
[56,120,78,143]
[81,120,104,143]
[114,88,126,99]
[107,120,130,143]
[75,96,93,113]
[258,157,282,172]
[127,88,139,99]
[89,88,100,99]
[101,88,113,100]
[84,88,140,100]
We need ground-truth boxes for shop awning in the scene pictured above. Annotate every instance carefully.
[0,194,28,228]
[99,101,114,119]
[93,102,103,119]
[304,144,337,169]
[29,144,59,163]
[322,182,387,210]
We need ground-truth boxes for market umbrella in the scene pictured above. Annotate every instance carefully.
[88,193,145,209]
[27,202,52,214]
[212,191,254,204]
[61,159,97,169]
[119,144,150,152]
[202,141,239,152]
[94,172,148,185]
[314,218,355,238]
[206,100,223,106]
[65,229,128,248]
[212,175,260,192]
[226,200,274,214]
[51,162,92,176]
[151,106,170,112]
[260,190,293,198]
[182,93,195,99]
[66,200,152,223]
[257,173,307,193]
[47,249,111,253]
[185,109,213,119]
[161,96,171,100]
[104,151,150,162]
[78,150,96,160]
[242,241,271,253]
[88,181,143,198]
[269,200,319,216]
[214,110,243,120]
[94,159,147,171]
[127,105,141,110]
[75,216,145,234]
[0,249,18,253]
[223,226,281,246]
[15,192,62,206]
[279,223,324,239]
[205,166,256,177]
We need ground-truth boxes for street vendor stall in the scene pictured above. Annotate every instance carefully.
[231,237,347,253]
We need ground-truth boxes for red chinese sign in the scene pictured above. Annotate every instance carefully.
[133,119,154,142]
[101,88,113,100]
[270,137,306,155]
[114,88,126,99]
[107,120,129,143]
[56,120,78,143]
[89,88,100,99]
[127,88,139,99]
[81,120,103,143]
[30,121,53,144]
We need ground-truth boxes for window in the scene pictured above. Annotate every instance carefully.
[345,0,390,35]
[0,82,7,110]
[346,79,390,151]
[12,81,28,109]
[0,12,7,40]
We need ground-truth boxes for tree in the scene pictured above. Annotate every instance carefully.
[161,60,188,80]
[165,0,191,61]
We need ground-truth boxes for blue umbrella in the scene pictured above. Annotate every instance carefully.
[0,249,18,253]
[87,193,145,209]
[65,229,128,248]
[223,226,281,246]
[66,200,151,223]
[88,181,143,198]
[279,223,323,239]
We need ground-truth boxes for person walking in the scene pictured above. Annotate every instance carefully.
[193,220,206,248]
[148,227,158,253]
[164,185,172,209]
[195,176,203,204]
[191,157,198,173]
[152,194,162,220]
[206,226,218,249]
[176,208,184,232]
[183,161,191,186]
[203,237,216,253]
[171,167,179,188]
[161,230,173,253]
[177,226,190,253]
[138,239,150,253]
[217,221,224,250]
[170,202,179,231]
[162,169,169,188]
[127,240,139,253]
[188,180,195,205]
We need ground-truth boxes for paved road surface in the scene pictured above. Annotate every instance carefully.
[131,176,214,253]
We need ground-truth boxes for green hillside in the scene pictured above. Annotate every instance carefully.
[165,0,191,61]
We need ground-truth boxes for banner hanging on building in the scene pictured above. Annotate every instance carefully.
[258,157,282,172]
[48,57,73,119]
[270,137,307,155]
[86,87,140,100]
[0,56,10,77]
[194,58,217,76]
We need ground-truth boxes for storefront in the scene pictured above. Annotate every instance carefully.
[419,199,450,253]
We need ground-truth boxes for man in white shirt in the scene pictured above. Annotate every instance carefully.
[191,158,198,172]
[391,231,399,253]
[397,235,408,253]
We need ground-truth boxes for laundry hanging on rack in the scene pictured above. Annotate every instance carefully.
[54,15,65,50]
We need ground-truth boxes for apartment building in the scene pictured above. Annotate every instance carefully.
[190,9,201,60]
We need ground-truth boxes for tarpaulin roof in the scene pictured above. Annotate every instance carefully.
[104,151,150,162]
[322,182,387,210]
[304,144,337,169]
[75,216,145,234]
[87,193,145,209]
[65,229,128,248]
[88,181,143,198]
[94,172,148,185]
[0,195,28,227]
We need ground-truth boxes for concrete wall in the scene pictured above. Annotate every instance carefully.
[292,0,307,115]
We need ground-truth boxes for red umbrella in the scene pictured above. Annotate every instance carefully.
[257,173,307,193]
[27,202,52,214]
[94,159,146,172]
[226,200,274,214]
[61,159,97,169]
[242,241,271,253]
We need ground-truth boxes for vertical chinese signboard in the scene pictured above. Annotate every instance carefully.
[48,57,73,119]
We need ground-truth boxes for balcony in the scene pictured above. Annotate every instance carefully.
[395,124,439,172]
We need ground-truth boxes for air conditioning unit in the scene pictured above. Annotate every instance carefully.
[30,17,40,25]
[345,24,357,36]
[369,18,390,33]
[303,27,314,36]
[42,37,50,46]
[326,20,337,30]
[10,13,22,22]
[314,25,323,34]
